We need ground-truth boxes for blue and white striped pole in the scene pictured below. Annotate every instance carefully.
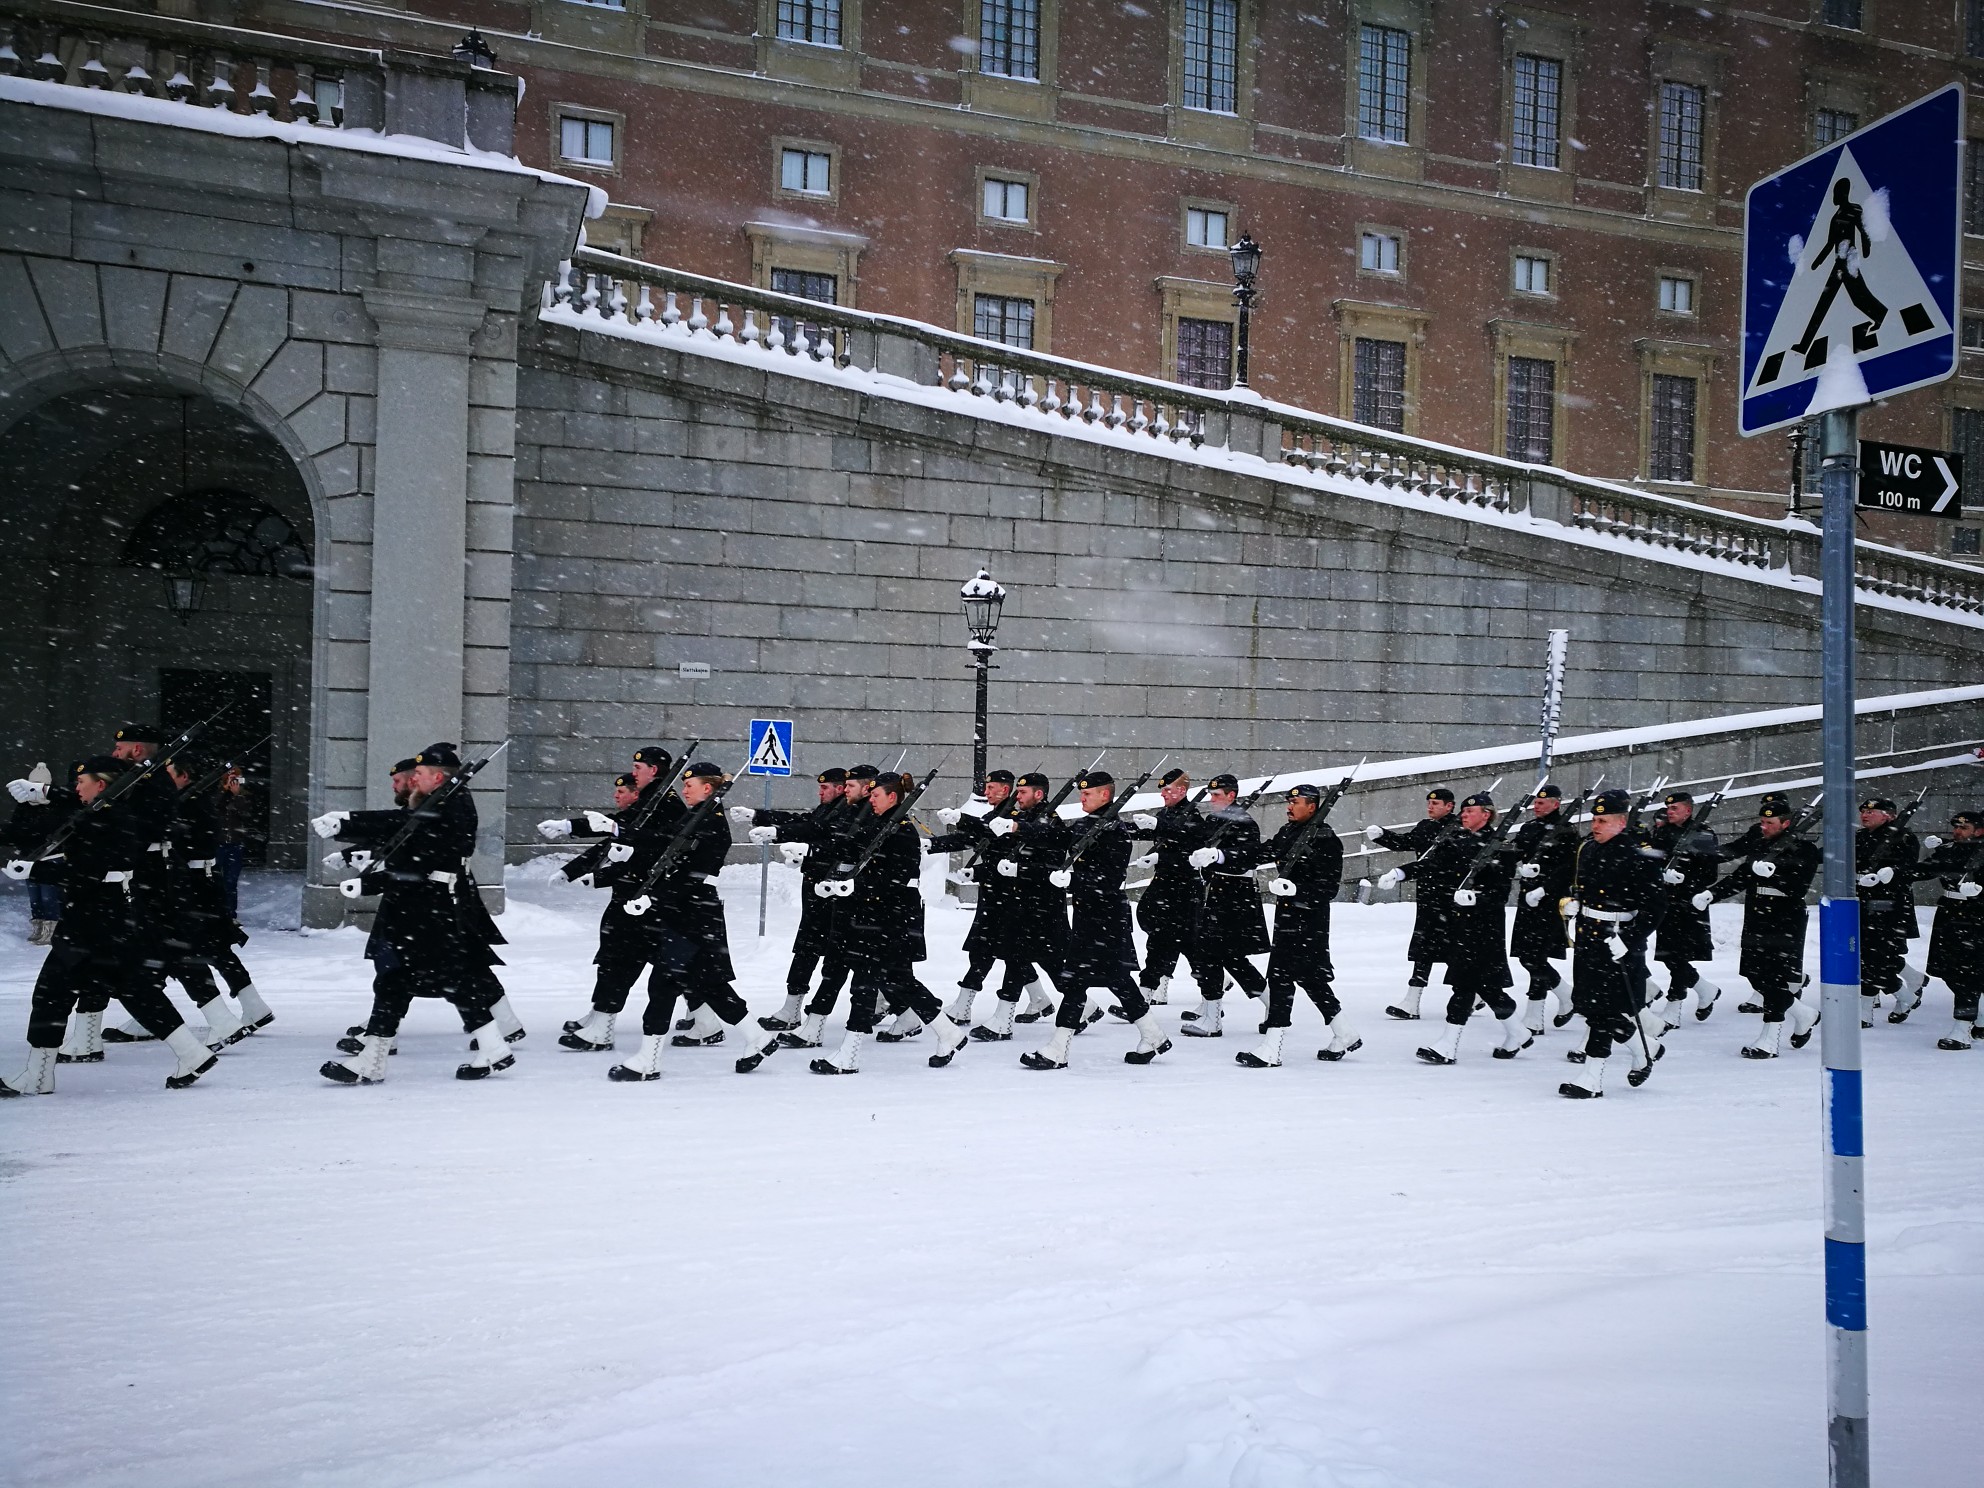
[1818,408,1869,1487]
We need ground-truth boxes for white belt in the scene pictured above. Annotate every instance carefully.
[102,870,133,884]
[428,871,459,887]
[185,858,215,870]
[1755,886,1788,898]
[692,872,716,884]
[1580,907,1635,922]
[147,841,166,853]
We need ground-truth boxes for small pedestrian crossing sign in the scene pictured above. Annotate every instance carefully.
[746,718,793,776]
[1741,86,1962,437]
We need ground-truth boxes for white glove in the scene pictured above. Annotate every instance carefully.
[310,810,349,839]
[583,810,618,837]
[1875,865,1895,884]
[1188,847,1224,869]
[1922,835,1943,852]
[1364,824,1385,842]
[728,806,756,824]
[1662,867,1685,885]
[3,858,31,881]
[345,848,373,871]
[538,818,572,841]
[1376,867,1405,889]
[606,842,634,864]
[1133,852,1159,870]
[988,817,1016,837]
[6,779,47,805]
[748,825,779,846]
[1856,872,1878,889]
[780,842,809,864]
[1515,861,1540,879]
[1453,888,1477,907]
[576,872,596,889]
[1751,859,1775,878]
[1524,886,1546,907]
[623,893,653,916]
[321,851,346,869]
[936,807,963,827]
[1561,898,1580,919]
[1269,877,1296,897]
[1132,813,1159,831]
[1606,934,1628,961]
[1958,880,1982,899]
[1049,868,1072,889]
[996,858,1018,877]
[1691,890,1713,911]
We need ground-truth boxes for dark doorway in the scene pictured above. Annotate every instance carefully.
[161,668,273,863]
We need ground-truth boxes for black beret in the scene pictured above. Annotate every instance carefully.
[1859,797,1896,814]
[1461,791,1495,810]
[414,744,461,770]
[1535,783,1563,800]
[1209,773,1239,793]
[1017,771,1049,791]
[1953,809,1983,827]
[1288,782,1323,802]
[1160,768,1188,786]
[77,754,129,779]
[1078,770,1115,789]
[871,771,910,795]
[391,757,419,775]
[613,772,638,791]
[1758,798,1795,820]
[846,764,879,781]
[816,767,848,784]
[986,768,1016,785]
[115,723,164,745]
[633,746,671,769]
[1760,791,1790,808]
[1664,791,1695,806]
[1591,788,1632,817]
[1427,787,1455,803]
[682,760,725,780]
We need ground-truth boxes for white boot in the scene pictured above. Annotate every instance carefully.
[761,991,805,1031]
[559,1009,617,1051]
[1180,999,1224,1037]
[0,1046,58,1096]
[1385,983,1424,1021]
[1742,1020,1784,1060]
[101,1017,157,1043]
[783,1011,827,1049]
[945,985,976,1024]
[1692,978,1722,1021]
[164,1026,218,1088]
[1550,987,1580,1029]
[489,995,525,1043]
[1124,1014,1172,1065]
[1491,1013,1533,1060]
[876,1007,925,1043]
[198,997,244,1049]
[457,1019,516,1080]
[320,1033,389,1084]
[1937,1019,1974,1051]
[1890,965,1926,1022]
[1559,1052,1607,1099]
[1145,974,1170,1006]
[928,1014,969,1067]
[971,997,1018,1042]
[1416,1022,1463,1065]
[1318,1015,1361,1061]
[1017,979,1054,1022]
[673,1004,726,1046]
[811,1030,865,1074]
[233,982,275,1035]
[1021,1025,1076,1070]
[1236,1026,1285,1068]
[609,1034,667,1082]
[1522,998,1547,1035]
[58,1010,104,1064]
[1787,998,1819,1050]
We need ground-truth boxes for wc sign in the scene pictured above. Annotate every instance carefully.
[1856,439,1965,518]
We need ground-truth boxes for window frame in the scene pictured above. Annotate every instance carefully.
[1813,106,1858,149]
[976,167,1039,229]
[1504,354,1558,465]
[1180,0,1241,116]
[1656,270,1699,319]
[1157,275,1239,391]
[1182,199,1236,253]
[775,0,843,47]
[951,248,1064,354]
[773,137,840,203]
[1332,299,1430,435]
[976,0,1043,81]
[1512,248,1557,300]
[1656,80,1706,193]
[1356,224,1406,281]
[551,105,622,174]
[1636,337,1718,487]
[1356,22,1412,143]
[1510,52,1563,170]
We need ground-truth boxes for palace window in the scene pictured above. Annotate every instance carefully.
[1182,0,1239,114]
[1511,55,1562,169]
[1649,373,1697,482]
[1357,24,1411,143]
[777,0,841,46]
[1353,337,1408,432]
[980,0,1040,80]
[1657,81,1705,191]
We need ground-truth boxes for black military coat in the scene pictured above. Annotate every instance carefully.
[1134,800,1208,944]
[162,785,247,959]
[1261,817,1343,971]
[601,801,736,983]
[1376,815,1461,963]
[990,802,1072,967]
[1905,840,1984,987]
[28,801,145,962]
[1643,817,1718,964]
[1061,813,1139,986]
[1194,805,1270,959]
[366,788,493,987]
[1509,811,1580,962]
[927,802,1018,959]
[754,795,854,956]
[840,812,927,968]
[1855,822,1921,950]
[1405,827,1516,988]
[1710,833,1821,985]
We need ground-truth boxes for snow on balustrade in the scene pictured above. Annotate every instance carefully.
[541,253,1984,626]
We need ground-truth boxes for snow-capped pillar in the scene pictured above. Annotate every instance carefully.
[358,287,490,799]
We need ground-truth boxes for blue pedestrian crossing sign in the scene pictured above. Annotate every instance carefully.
[1741,85,1964,437]
[746,718,793,776]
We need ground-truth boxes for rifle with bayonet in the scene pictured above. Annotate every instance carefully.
[181,736,272,799]
[956,751,1099,881]
[1054,756,1168,880]
[24,703,236,865]
[1192,774,1279,880]
[816,762,945,898]
[1455,775,1553,894]
[1271,758,1364,875]
[1655,777,1734,883]
[339,741,509,899]
[570,739,700,879]
[622,749,751,915]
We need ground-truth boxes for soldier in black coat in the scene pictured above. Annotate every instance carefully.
[1179,774,1270,1039]
[1641,790,1723,1027]
[1128,768,1209,1006]
[925,767,1020,1028]
[1509,785,1580,1033]
[1559,790,1668,1098]
[1019,771,1173,1069]
[732,765,853,1030]
[770,763,881,1047]
[810,772,970,1074]
[1899,810,1984,1049]
[3,762,67,944]
[2,757,220,1096]
[1396,794,1532,1065]
[1237,782,1359,1067]
[1701,797,1823,1060]
[1853,797,1920,1023]
[1366,787,1460,1018]
[969,771,1077,1042]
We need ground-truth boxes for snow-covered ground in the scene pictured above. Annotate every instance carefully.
[1,859,1978,1488]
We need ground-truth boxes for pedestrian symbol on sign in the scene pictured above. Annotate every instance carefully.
[746,719,794,777]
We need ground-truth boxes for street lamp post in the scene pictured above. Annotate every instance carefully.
[959,568,1006,798]
[1229,233,1263,390]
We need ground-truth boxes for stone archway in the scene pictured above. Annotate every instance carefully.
[0,384,317,866]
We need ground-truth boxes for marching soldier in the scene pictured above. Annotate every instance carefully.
[4,761,66,944]
[543,768,667,1052]
[928,767,1019,1028]
[1238,782,1358,1067]
[1179,774,1269,1038]
[1510,785,1580,1035]
[1559,790,1667,1099]
[732,766,852,1031]
[775,764,881,1048]
[1899,810,1983,1049]
[2,757,220,1095]
[1644,790,1723,1026]
[1698,797,1822,1060]
[1853,797,1919,1025]
[1366,787,1459,1019]
[1019,771,1172,1069]
[1394,794,1531,1065]
[1128,769,1205,1007]
[970,771,1076,1042]
[810,771,970,1074]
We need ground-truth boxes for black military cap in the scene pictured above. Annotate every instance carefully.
[1590,788,1632,817]
[1758,797,1795,820]
[871,771,909,795]
[633,746,671,770]
[169,751,212,778]
[1461,791,1495,810]
[1859,797,1896,814]
[115,723,164,745]
[391,757,419,775]
[1017,771,1049,791]
[816,767,848,784]
[1760,791,1790,808]
[1427,787,1455,803]
[1954,809,1983,827]
[1536,783,1563,800]
[1078,770,1115,789]
[682,760,725,780]
[1288,783,1323,802]
[1209,773,1239,793]
[846,764,879,781]
[1664,790,1695,806]
[76,754,129,779]
[1160,768,1188,787]
[414,744,461,769]
[986,768,1016,786]
[614,772,637,791]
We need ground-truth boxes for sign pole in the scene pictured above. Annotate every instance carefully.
[757,775,771,938]
[1819,406,1869,1488]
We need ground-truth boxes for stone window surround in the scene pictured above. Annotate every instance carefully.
[1356,222,1407,281]
[962,0,1061,121]
[1803,67,1873,153]
[1344,0,1433,184]
[757,0,861,85]
[772,135,841,204]
[1511,245,1558,300]
[1166,0,1257,151]
[1635,337,1720,487]
[586,201,654,259]
[1646,42,1724,225]
[1498,7,1582,205]
[975,164,1041,230]
[950,248,1065,352]
[1812,0,1872,35]
[1332,299,1431,434]
[1157,274,1238,385]
[551,103,622,175]
[1655,266,1699,319]
[1181,196,1238,255]
[746,221,868,306]
[1491,318,1576,466]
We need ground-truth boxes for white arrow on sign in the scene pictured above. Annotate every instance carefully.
[1931,455,1960,514]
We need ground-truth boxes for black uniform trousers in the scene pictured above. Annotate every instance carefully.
[1194,950,1266,1001]
[27,943,184,1048]
[1264,944,1339,1028]
[1442,970,1517,1026]
[845,960,941,1034]
[1573,942,1645,1060]
[361,942,503,1039]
